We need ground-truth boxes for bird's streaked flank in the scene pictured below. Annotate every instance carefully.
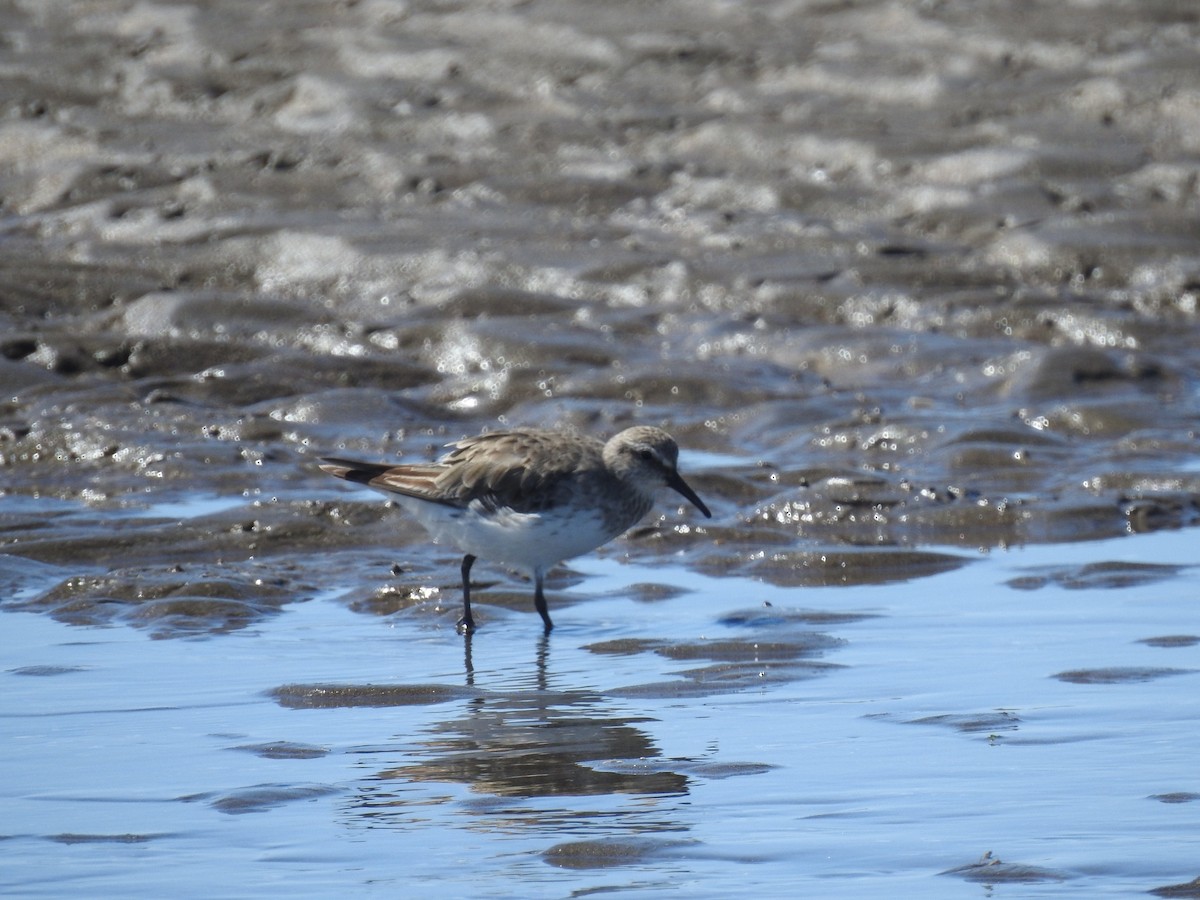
[320,426,711,633]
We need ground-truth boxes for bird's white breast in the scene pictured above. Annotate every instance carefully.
[390,494,623,572]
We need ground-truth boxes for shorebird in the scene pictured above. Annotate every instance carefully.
[320,426,711,632]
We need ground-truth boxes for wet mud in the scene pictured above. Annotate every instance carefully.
[942,851,1069,884]
[1,0,1199,637]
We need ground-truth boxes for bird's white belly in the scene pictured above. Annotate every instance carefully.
[392,495,621,571]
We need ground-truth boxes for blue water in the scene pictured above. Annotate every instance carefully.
[3,526,1199,898]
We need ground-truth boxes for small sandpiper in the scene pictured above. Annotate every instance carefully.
[320,425,711,633]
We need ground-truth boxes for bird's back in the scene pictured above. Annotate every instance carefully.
[323,430,613,514]
[430,430,608,513]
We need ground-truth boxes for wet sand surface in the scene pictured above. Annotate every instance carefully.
[2,0,1200,896]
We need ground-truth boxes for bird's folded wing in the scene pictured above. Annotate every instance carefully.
[320,458,452,504]
[322,432,598,513]
[435,433,594,512]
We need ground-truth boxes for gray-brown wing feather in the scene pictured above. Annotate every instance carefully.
[435,431,605,512]
[320,431,607,513]
[320,457,447,501]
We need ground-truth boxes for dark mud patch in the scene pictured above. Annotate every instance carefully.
[9,565,303,637]
[47,833,164,845]
[124,596,278,638]
[343,588,446,624]
[654,637,843,662]
[543,837,692,870]
[228,741,331,760]
[941,851,1069,884]
[587,633,844,698]
[717,606,880,628]
[188,783,342,815]
[613,661,845,699]
[881,710,1023,734]
[0,497,415,571]
[696,546,972,588]
[748,472,1199,550]
[587,604,851,698]
[270,683,479,709]
[622,581,693,603]
[585,638,670,657]
[1151,876,1200,898]
[608,659,842,700]
[0,496,455,637]
[8,665,89,676]
[1150,793,1200,805]
[1053,667,1197,685]
[1007,560,1187,591]
[1139,635,1200,649]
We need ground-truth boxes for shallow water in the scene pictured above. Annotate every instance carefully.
[4,523,1200,898]
[2,0,1200,896]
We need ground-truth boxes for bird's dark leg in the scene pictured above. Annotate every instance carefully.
[533,567,553,632]
[457,554,476,634]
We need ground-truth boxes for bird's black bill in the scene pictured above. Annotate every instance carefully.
[667,471,712,518]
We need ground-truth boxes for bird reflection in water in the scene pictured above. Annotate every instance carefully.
[346,633,688,822]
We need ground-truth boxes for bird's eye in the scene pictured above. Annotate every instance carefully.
[636,448,655,462]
